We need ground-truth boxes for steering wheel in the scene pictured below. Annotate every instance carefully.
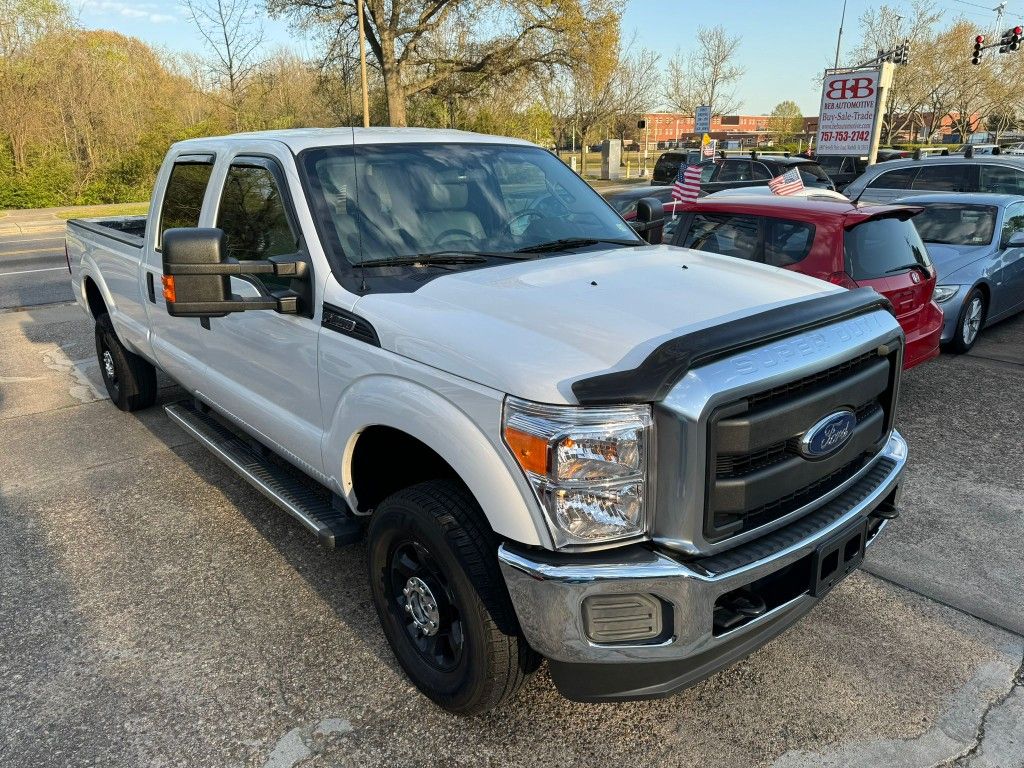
[503,210,545,238]
[433,228,477,248]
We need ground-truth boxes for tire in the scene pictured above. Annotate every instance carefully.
[367,480,538,715]
[948,288,986,354]
[95,313,158,411]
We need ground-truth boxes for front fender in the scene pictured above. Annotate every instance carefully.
[322,374,552,548]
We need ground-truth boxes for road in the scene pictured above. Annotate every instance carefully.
[0,209,74,310]
[1,205,1023,768]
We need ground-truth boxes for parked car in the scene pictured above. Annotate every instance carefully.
[844,156,1024,203]
[668,196,943,369]
[705,187,850,201]
[1003,142,1024,156]
[651,152,835,193]
[66,128,907,713]
[814,150,910,191]
[949,143,1001,156]
[897,193,1024,352]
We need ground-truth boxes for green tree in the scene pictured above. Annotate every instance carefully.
[767,100,803,143]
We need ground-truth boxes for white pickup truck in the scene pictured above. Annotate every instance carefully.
[68,128,907,714]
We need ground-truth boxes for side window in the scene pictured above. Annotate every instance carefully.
[867,166,919,190]
[764,218,815,267]
[159,161,214,248]
[717,160,752,182]
[680,213,760,260]
[752,162,772,180]
[912,164,968,191]
[700,163,717,183]
[216,163,300,289]
[980,165,1024,195]
[1002,202,1024,246]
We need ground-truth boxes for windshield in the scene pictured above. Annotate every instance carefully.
[301,143,639,267]
[911,203,997,245]
[844,216,931,280]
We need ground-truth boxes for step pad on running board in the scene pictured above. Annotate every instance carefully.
[165,401,363,548]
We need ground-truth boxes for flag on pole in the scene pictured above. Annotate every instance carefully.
[671,163,702,201]
[768,167,805,196]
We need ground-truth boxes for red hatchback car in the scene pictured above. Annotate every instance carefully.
[665,196,943,369]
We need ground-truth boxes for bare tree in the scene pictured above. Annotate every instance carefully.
[609,41,660,145]
[665,25,743,116]
[267,0,618,127]
[184,0,264,128]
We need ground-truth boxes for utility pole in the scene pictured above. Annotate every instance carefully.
[833,0,847,69]
[357,0,370,128]
[993,1,1007,39]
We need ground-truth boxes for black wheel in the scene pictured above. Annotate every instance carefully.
[368,480,538,715]
[95,313,157,411]
[948,288,986,354]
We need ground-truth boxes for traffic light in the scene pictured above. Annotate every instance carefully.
[896,39,910,65]
[972,35,985,64]
[999,25,1022,53]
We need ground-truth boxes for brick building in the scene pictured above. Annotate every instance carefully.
[639,112,773,149]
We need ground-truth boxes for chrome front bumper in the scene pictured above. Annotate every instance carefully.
[498,431,907,700]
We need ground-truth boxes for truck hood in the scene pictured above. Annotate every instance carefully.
[356,244,840,403]
[925,243,991,281]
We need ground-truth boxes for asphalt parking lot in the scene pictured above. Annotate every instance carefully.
[1,218,1023,767]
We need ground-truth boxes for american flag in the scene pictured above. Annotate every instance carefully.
[768,168,805,196]
[671,163,702,202]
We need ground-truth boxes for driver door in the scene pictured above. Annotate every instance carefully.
[994,201,1024,316]
[197,155,327,479]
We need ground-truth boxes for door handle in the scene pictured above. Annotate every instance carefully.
[146,272,156,303]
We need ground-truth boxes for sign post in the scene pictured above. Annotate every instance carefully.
[865,62,895,165]
[695,105,712,136]
[815,68,883,161]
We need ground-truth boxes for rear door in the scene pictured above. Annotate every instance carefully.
[144,153,217,393]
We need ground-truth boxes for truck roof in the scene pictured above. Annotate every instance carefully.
[173,127,537,153]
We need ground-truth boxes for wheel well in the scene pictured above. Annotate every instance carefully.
[84,278,107,318]
[350,426,460,512]
[975,282,991,312]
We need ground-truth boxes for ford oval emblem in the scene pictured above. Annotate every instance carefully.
[800,410,857,458]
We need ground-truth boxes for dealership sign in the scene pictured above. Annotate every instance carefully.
[815,70,880,155]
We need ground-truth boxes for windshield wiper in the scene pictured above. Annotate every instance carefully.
[514,237,640,254]
[357,251,492,268]
[884,264,927,274]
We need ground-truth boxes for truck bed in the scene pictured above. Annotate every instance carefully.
[67,215,147,248]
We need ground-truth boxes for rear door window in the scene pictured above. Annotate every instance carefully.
[866,166,920,191]
[717,160,753,182]
[911,164,968,191]
[844,217,930,280]
[979,164,1024,194]
[680,213,761,259]
[816,156,845,174]
[159,160,214,248]
[798,163,831,185]
[764,219,815,267]
[752,162,772,180]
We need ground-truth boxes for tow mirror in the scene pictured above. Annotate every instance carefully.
[632,198,665,244]
[161,228,306,318]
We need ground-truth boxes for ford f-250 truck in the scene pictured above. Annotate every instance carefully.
[67,128,907,715]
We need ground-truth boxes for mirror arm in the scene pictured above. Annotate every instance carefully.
[169,290,299,317]
[165,255,307,278]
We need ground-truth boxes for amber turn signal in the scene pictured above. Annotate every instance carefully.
[161,275,176,303]
[503,426,549,475]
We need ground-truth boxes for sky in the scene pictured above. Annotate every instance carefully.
[71,0,1021,116]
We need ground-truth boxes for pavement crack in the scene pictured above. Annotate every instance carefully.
[944,654,1024,767]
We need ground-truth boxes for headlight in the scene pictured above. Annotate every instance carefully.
[502,396,652,548]
[933,285,959,303]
